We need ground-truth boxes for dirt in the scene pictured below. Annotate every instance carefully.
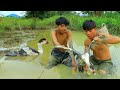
[0,30,39,48]
[0,30,39,58]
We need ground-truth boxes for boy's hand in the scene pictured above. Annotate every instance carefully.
[94,37,102,42]
[94,34,108,44]
[93,37,103,44]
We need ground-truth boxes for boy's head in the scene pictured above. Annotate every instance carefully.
[55,17,69,26]
[82,20,97,40]
[55,17,69,33]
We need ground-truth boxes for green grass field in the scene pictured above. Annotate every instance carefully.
[1,13,120,35]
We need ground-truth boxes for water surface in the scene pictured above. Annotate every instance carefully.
[0,30,120,79]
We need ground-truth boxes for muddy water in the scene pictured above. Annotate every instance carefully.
[0,30,120,79]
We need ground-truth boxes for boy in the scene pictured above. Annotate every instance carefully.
[82,20,120,75]
[46,17,76,73]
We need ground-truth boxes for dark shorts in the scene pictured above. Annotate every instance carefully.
[90,55,114,74]
[46,48,73,69]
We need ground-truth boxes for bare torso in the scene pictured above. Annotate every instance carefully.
[85,37,111,61]
[55,30,68,46]
[52,29,70,52]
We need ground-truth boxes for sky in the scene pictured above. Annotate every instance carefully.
[0,11,85,17]
[0,11,26,16]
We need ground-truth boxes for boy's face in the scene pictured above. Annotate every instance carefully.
[57,24,67,34]
[85,28,96,40]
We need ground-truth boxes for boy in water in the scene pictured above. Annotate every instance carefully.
[46,17,76,73]
[82,20,120,75]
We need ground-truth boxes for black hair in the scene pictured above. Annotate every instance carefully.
[82,20,96,30]
[55,17,69,26]
[38,38,46,43]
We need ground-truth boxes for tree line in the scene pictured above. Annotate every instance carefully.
[25,11,120,19]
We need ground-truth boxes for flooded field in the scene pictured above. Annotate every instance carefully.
[0,30,120,79]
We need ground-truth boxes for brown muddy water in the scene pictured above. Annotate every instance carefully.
[0,30,120,79]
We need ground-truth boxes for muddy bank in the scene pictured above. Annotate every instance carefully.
[0,30,39,57]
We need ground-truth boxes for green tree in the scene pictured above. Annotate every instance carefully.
[57,11,72,15]
[82,11,104,16]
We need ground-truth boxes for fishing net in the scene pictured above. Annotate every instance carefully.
[97,23,109,35]
[91,23,110,49]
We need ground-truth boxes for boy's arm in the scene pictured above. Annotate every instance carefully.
[67,30,73,48]
[67,30,76,68]
[51,30,61,46]
[104,35,120,44]
[94,34,120,44]
[84,39,89,52]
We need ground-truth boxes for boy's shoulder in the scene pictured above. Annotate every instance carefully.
[66,29,71,33]
[51,29,57,33]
